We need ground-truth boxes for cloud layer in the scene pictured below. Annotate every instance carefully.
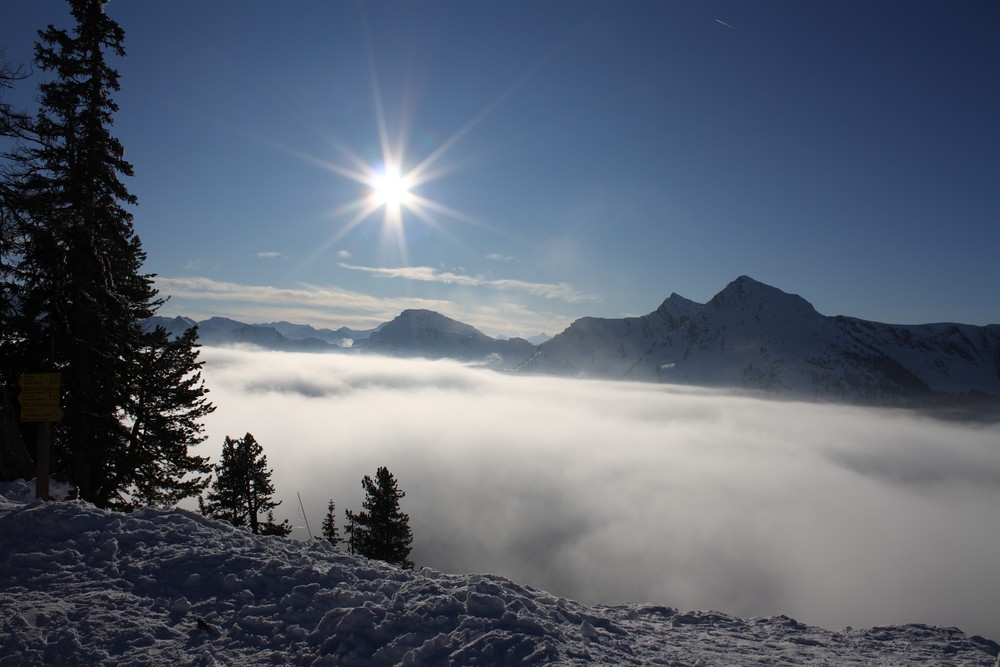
[193,347,1000,638]
[337,262,599,303]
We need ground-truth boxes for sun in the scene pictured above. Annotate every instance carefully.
[369,165,413,210]
[284,17,510,266]
[263,8,545,268]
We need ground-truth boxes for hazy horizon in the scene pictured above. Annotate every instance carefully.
[153,272,1000,344]
[186,346,1000,639]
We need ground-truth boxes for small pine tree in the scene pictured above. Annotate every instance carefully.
[344,512,357,555]
[321,499,340,547]
[345,466,413,568]
[199,433,291,536]
[257,509,292,537]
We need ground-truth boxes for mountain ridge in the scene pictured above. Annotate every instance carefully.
[146,276,1000,410]
[519,276,999,409]
[352,309,535,368]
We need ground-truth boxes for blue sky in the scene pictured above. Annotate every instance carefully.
[2,1,997,336]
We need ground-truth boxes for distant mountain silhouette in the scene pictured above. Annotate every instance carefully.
[352,309,535,369]
[147,276,999,410]
[519,276,1000,410]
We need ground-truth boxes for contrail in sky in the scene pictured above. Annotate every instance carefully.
[715,18,736,30]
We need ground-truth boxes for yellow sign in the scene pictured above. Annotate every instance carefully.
[19,373,61,390]
[18,388,61,404]
[19,373,62,422]
[20,405,64,422]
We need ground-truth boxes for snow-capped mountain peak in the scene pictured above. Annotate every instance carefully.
[522,277,999,409]
[705,275,821,321]
[654,292,702,327]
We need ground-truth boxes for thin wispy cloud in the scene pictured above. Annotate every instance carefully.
[194,348,1000,639]
[486,253,515,262]
[255,251,285,260]
[338,262,598,303]
[715,18,737,29]
[338,250,353,259]
[155,276,449,320]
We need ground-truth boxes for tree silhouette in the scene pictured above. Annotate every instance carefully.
[0,1,211,506]
[199,433,290,536]
[345,466,413,568]
[118,325,214,509]
[321,499,340,547]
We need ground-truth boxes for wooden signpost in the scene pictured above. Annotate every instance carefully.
[18,373,62,500]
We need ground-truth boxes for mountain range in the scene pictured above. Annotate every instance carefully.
[146,276,1000,410]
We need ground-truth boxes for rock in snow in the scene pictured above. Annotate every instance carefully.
[1,482,997,666]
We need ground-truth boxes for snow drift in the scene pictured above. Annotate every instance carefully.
[1,481,997,666]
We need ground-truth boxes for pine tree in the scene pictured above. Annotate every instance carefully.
[116,325,215,509]
[321,499,340,547]
[345,466,413,568]
[257,509,291,537]
[200,433,291,537]
[345,512,357,555]
[0,1,212,505]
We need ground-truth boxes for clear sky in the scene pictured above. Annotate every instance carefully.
[2,1,997,337]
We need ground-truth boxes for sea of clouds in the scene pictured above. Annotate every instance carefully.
[192,346,1000,639]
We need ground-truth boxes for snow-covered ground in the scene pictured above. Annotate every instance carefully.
[2,481,997,666]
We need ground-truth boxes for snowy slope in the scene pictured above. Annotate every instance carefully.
[636,276,926,400]
[2,482,997,666]
[835,317,1000,395]
[517,294,701,378]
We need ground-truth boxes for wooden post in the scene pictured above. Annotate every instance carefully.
[36,421,52,500]
[18,373,62,500]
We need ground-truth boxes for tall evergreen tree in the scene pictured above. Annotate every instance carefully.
[321,499,340,547]
[0,1,212,504]
[345,466,413,568]
[199,433,291,537]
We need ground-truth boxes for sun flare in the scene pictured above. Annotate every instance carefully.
[370,166,413,209]
[288,23,503,267]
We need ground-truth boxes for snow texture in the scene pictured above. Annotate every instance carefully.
[2,481,997,666]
